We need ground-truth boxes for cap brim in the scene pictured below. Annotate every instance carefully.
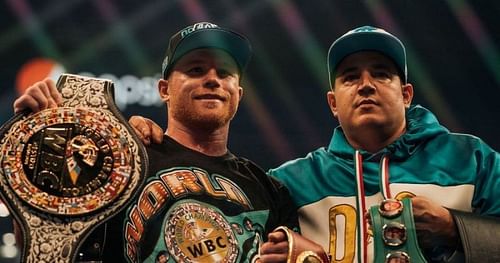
[169,28,252,74]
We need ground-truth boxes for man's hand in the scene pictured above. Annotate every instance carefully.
[412,196,458,250]
[13,78,63,113]
[259,231,289,263]
[128,116,164,145]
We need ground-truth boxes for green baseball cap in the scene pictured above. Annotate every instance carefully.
[161,22,252,79]
[327,26,407,85]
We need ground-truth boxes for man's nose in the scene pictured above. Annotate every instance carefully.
[203,68,221,89]
[358,71,375,95]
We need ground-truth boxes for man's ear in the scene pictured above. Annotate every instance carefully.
[158,79,169,103]
[327,90,338,118]
[238,86,243,102]
[402,83,414,109]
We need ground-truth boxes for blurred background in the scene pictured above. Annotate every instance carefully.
[0,0,499,261]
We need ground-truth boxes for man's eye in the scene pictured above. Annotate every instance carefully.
[343,75,358,82]
[373,71,390,79]
[217,69,232,78]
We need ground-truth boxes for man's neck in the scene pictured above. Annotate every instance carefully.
[345,122,406,153]
[166,122,229,157]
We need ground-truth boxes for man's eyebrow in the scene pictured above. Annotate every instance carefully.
[181,59,205,66]
[180,58,237,69]
[372,63,396,72]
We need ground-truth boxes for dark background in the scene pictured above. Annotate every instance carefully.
[0,0,499,261]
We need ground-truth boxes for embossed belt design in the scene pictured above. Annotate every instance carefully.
[0,74,147,262]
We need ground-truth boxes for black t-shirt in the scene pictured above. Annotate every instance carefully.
[81,135,298,262]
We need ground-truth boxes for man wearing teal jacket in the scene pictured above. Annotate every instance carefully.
[269,26,500,262]
[123,26,500,262]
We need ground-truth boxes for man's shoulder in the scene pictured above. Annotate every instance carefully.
[433,131,490,148]
[420,131,499,162]
[269,147,330,177]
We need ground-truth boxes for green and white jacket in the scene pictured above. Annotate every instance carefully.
[269,105,500,262]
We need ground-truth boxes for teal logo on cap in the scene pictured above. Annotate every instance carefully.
[180,22,219,38]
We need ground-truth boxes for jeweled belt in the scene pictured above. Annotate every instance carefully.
[0,74,147,262]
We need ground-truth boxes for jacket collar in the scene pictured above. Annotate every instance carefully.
[327,105,449,161]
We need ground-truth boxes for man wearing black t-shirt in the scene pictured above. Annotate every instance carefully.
[13,22,325,262]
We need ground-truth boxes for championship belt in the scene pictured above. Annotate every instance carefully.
[369,198,427,263]
[0,74,148,262]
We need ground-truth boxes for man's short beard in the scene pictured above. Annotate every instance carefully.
[184,114,228,131]
[172,108,235,132]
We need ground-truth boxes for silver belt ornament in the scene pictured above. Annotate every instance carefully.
[0,74,147,262]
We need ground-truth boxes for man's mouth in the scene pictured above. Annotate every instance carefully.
[194,94,226,101]
[357,99,377,107]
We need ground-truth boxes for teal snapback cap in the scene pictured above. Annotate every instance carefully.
[161,22,252,79]
[327,26,407,85]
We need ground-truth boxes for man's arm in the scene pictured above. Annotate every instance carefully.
[411,196,459,252]
[258,173,328,263]
[412,196,500,262]
[450,210,500,262]
[14,80,164,147]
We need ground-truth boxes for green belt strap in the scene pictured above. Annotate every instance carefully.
[369,198,427,263]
